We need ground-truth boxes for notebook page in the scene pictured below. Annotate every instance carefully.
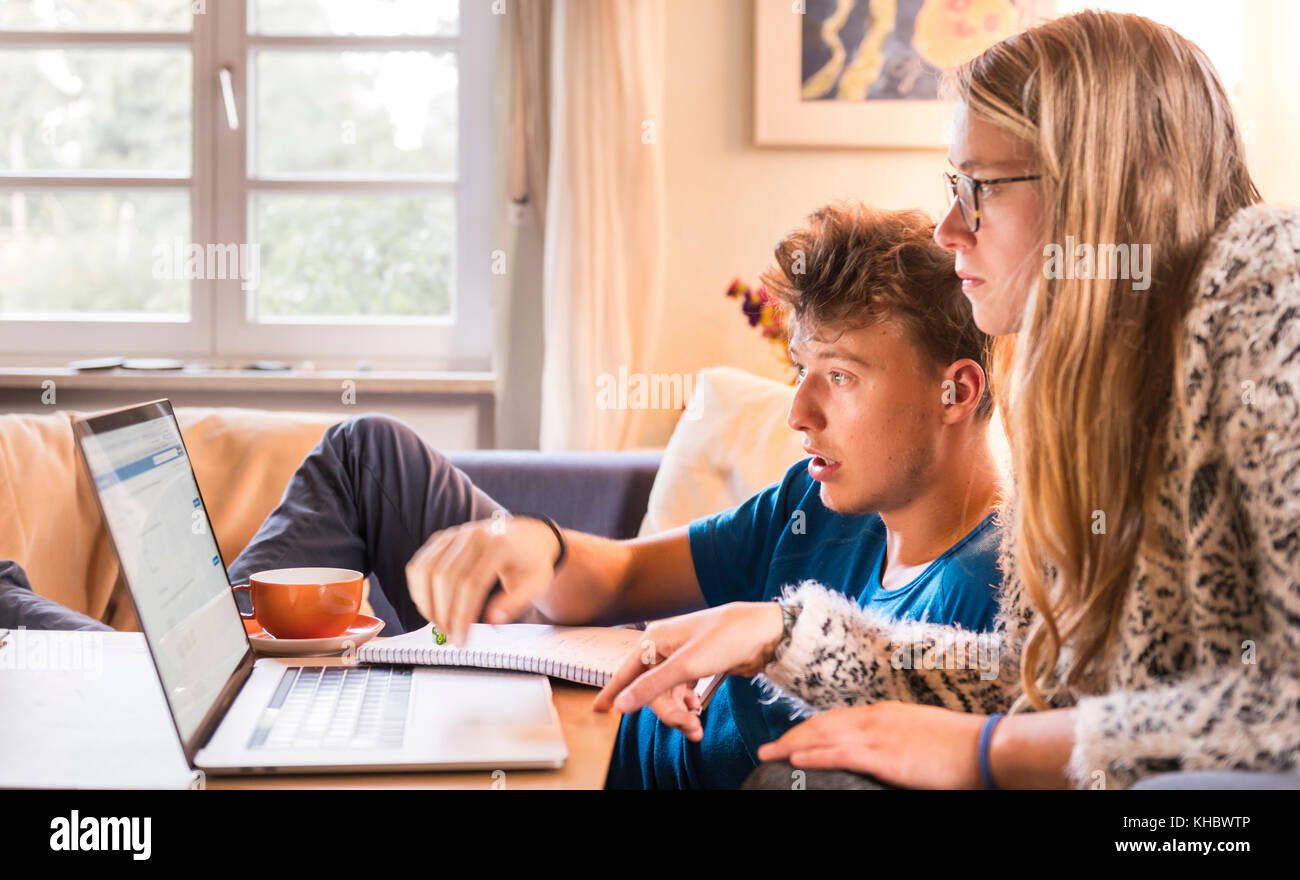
[359,622,722,704]
[358,623,640,681]
[438,623,642,674]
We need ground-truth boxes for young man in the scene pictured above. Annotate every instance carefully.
[406,203,1006,788]
[7,203,1004,789]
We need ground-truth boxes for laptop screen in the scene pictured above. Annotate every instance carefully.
[76,402,248,745]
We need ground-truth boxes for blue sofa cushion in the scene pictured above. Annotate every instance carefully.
[447,450,662,540]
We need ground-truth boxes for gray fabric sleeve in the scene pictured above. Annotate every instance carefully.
[0,559,114,632]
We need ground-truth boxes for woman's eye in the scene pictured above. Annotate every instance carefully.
[793,364,807,383]
[977,183,998,198]
[830,370,848,385]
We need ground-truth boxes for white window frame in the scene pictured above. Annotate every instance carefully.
[0,1,496,372]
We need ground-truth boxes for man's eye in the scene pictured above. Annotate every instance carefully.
[793,364,807,383]
[977,182,998,198]
[830,370,848,385]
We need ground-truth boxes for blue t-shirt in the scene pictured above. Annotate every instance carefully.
[606,457,1002,790]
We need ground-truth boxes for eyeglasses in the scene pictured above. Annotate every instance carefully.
[943,170,1042,233]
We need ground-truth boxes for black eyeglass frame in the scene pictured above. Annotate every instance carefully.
[943,170,1042,233]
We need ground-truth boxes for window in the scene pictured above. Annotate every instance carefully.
[0,0,496,371]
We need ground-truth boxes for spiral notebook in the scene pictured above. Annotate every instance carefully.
[357,622,722,707]
[356,622,643,686]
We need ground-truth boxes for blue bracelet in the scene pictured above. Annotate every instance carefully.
[979,713,1005,790]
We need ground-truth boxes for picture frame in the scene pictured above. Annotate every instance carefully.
[753,0,1042,149]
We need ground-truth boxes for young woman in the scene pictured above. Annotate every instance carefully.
[593,9,1300,789]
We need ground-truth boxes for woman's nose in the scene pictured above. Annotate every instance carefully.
[935,196,975,251]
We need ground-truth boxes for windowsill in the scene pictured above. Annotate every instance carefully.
[0,366,495,395]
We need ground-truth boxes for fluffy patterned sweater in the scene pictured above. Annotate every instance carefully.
[758,204,1300,790]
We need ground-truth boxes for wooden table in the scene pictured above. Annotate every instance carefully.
[0,630,623,790]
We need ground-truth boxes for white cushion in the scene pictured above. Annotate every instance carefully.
[638,366,806,535]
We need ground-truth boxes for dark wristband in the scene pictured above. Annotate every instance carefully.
[515,512,567,570]
[772,595,801,662]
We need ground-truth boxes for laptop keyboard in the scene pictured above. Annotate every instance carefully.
[247,666,412,750]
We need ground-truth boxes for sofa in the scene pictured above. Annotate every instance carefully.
[0,367,808,633]
[0,408,665,634]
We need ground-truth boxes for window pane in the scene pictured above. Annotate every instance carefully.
[0,0,192,31]
[251,0,458,36]
[0,49,191,173]
[254,50,456,178]
[251,192,453,320]
[0,190,190,317]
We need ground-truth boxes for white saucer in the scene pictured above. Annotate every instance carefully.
[243,614,385,656]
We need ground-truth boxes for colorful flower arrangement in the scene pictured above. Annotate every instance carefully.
[726,277,794,370]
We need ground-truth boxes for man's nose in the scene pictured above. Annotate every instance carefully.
[787,378,826,434]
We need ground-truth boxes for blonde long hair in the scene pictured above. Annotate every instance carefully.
[952,11,1261,708]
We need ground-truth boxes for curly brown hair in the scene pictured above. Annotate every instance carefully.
[760,200,992,420]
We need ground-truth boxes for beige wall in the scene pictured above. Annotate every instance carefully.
[1240,0,1300,209]
[640,0,1300,448]
[644,0,948,446]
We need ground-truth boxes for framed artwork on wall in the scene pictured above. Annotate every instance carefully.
[754,0,1049,148]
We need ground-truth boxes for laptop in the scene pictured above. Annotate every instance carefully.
[72,399,567,775]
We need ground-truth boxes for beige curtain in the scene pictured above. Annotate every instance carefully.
[495,0,553,448]
[538,0,668,450]
[508,0,553,225]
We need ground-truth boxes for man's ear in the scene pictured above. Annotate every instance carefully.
[939,358,987,422]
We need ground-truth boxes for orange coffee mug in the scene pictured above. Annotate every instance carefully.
[231,567,363,639]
